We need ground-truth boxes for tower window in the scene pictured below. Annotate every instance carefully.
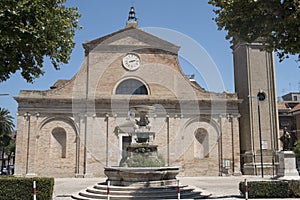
[116,79,148,95]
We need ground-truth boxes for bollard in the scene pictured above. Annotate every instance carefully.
[33,181,36,200]
[244,179,248,200]
[107,180,110,200]
[177,179,180,200]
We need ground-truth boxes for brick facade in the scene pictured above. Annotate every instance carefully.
[14,24,241,177]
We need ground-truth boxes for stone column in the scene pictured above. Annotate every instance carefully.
[75,115,85,177]
[26,113,40,177]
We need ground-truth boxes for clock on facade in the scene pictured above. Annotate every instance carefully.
[122,53,141,71]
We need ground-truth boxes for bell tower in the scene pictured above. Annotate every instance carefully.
[126,6,138,28]
[233,40,279,176]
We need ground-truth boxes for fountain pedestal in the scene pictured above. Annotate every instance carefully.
[105,105,180,187]
[104,166,180,186]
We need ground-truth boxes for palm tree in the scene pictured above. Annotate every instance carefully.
[0,107,14,174]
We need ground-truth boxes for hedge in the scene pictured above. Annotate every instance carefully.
[239,180,300,198]
[288,180,300,197]
[0,177,54,200]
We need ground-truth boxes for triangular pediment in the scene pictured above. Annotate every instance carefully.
[83,27,180,54]
[108,36,151,46]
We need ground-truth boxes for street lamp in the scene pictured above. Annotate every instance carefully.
[249,90,266,178]
[257,91,265,178]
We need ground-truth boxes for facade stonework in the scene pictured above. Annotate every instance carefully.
[15,23,241,177]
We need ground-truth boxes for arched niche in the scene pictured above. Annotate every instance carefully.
[194,128,209,158]
[52,127,67,158]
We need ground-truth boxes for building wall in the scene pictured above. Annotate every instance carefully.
[296,114,300,139]
[14,110,240,177]
[14,27,241,178]
[282,93,300,101]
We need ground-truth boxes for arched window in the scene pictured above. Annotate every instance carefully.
[195,128,209,158]
[116,79,148,95]
[52,127,67,158]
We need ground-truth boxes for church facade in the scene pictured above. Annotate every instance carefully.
[14,15,243,177]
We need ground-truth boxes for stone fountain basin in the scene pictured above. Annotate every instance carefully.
[104,166,180,186]
[130,105,155,113]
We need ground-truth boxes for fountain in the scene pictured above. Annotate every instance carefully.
[72,105,205,199]
[104,105,180,186]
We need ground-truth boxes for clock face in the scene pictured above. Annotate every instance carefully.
[122,53,140,71]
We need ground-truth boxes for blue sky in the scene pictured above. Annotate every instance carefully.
[0,0,299,126]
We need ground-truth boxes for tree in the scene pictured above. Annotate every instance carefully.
[0,0,81,82]
[0,108,14,172]
[208,0,300,66]
[294,140,300,158]
[0,108,14,144]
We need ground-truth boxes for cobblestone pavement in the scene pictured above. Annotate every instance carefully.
[53,176,298,200]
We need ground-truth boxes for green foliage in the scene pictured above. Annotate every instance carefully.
[0,177,54,200]
[239,180,300,198]
[294,140,300,158]
[125,154,165,167]
[0,0,81,82]
[208,0,300,66]
[288,180,300,197]
[134,147,152,154]
[0,108,14,149]
[4,139,15,156]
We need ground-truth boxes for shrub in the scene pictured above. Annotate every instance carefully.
[239,180,290,198]
[125,154,165,167]
[288,180,300,197]
[239,180,300,198]
[294,140,300,158]
[0,177,54,200]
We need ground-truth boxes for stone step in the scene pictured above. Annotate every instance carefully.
[95,183,137,191]
[74,191,202,200]
[72,183,206,199]
[94,182,189,191]
[87,186,195,196]
[109,179,178,187]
